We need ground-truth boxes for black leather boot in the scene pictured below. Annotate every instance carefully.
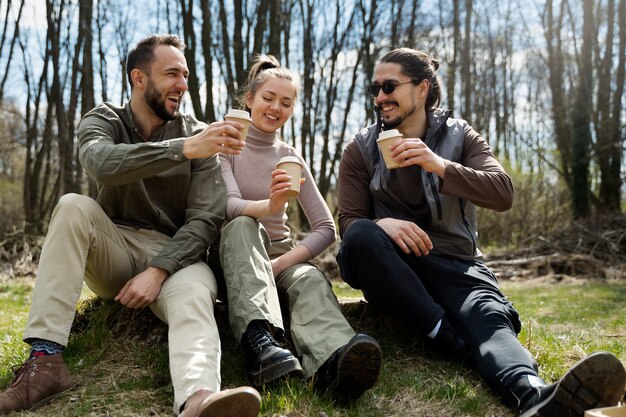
[314,334,382,402]
[241,320,302,386]
[516,351,626,417]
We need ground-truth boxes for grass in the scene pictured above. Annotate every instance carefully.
[0,277,625,416]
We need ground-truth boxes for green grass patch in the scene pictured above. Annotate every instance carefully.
[0,278,624,416]
[0,279,32,387]
[332,280,363,299]
[503,280,626,383]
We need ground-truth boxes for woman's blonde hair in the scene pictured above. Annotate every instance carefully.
[239,54,300,111]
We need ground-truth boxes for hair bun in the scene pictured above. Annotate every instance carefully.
[245,54,281,88]
[256,55,280,73]
[430,58,440,71]
[258,60,279,73]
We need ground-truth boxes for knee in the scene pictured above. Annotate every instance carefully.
[283,265,329,294]
[341,219,380,252]
[221,217,261,247]
[461,298,519,333]
[55,193,99,217]
[157,277,217,321]
[283,267,338,310]
[50,194,102,230]
[223,216,258,235]
[338,219,396,268]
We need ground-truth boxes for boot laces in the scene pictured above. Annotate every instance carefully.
[246,325,280,355]
[10,359,35,386]
[7,358,35,406]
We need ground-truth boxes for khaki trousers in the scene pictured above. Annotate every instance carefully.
[24,194,221,414]
[219,216,354,378]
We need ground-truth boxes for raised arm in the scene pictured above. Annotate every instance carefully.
[439,126,514,211]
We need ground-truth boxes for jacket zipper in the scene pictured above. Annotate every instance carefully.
[427,172,443,220]
[459,200,477,254]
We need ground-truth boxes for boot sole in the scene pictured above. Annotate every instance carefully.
[331,334,382,401]
[29,383,75,411]
[198,387,261,417]
[520,351,626,417]
[248,355,303,387]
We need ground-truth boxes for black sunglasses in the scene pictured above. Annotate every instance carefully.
[369,80,418,97]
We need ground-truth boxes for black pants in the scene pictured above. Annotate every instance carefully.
[336,219,538,398]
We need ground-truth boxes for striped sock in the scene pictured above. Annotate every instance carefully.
[29,339,64,358]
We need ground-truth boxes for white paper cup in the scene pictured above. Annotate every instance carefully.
[224,109,252,149]
[276,156,303,197]
[377,129,403,169]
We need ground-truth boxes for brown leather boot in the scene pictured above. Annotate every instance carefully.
[180,387,261,417]
[0,353,74,414]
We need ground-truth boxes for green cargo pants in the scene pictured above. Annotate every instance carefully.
[219,216,355,377]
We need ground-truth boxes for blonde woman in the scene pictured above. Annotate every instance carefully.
[217,55,382,401]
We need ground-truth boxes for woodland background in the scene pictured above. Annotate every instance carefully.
[0,0,624,278]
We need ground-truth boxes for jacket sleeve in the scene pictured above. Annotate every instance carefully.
[148,155,226,273]
[439,125,514,211]
[78,110,189,186]
[337,138,373,238]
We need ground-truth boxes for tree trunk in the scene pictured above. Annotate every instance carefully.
[96,0,108,103]
[405,0,419,49]
[252,0,269,57]
[46,0,74,196]
[320,46,363,200]
[233,0,246,90]
[20,34,58,233]
[268,0,281,59]
[596,0,624,211]
[359,0,379,126]
[461,0,472,119]
[570,0,594,218]
[298,0,314,164]
[446,0,460,112]
[606,0,625,211]
[200,0,216,121]
[179,0,203,119]
[0,0,25,106]
[218,0,236,111]
[77,0,94,194]
[545,0,571,184]
[318,0,355,197]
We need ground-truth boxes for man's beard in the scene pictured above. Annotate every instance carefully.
[144,79,179,121]
[381,102,417,129]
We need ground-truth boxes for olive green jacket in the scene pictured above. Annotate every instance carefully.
[78,102,226,274]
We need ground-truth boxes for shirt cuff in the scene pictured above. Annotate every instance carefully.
[164,138,187,162]
[148,255,180,275]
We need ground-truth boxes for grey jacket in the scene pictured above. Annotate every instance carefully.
[352,109,480,260]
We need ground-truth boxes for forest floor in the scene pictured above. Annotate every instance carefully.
[0,216,624,416]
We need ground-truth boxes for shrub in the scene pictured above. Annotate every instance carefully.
[477,165,570,253]
[0,175,24,240]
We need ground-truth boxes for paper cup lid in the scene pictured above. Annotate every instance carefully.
[225,109,252,120]
[377,129,403,141]
[276,156,303,167]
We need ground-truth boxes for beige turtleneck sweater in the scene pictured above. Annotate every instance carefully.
[219,125,336,258]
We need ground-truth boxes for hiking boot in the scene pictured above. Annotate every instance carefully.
[315,333,382,401]
[0,353,74,414]
[519,351,626,417]
[241,321,302,386]
[429,318,468,360]
[180,387,261,417]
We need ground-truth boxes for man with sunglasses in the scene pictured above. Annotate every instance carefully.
[336,47,625,417]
